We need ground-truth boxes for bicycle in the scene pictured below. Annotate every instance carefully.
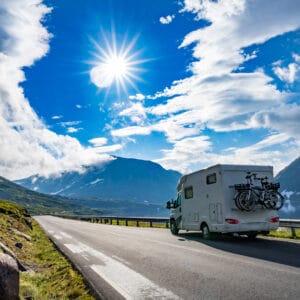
[234,173,284,211]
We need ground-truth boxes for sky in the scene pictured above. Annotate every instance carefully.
[0,0,300,180]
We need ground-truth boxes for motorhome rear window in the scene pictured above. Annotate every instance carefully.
[184,186,193,199]
[206,173,217,184]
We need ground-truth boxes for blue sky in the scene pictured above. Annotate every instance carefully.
[0,0,300,179]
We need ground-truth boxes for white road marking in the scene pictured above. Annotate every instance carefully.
[64,242,180,300]
[111,255,131,266]
[99,229,300,275]
[60,231,72,239]
[53,234,62,240]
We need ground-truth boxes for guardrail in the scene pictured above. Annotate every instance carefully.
[53,215,300,237]
[279,219,300,237]
[55,215,170,228]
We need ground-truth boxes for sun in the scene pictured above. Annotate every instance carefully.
[104,55,128,78]
[89,33,148,95]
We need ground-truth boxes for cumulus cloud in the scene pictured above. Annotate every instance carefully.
[159,15,175,25]
[155,133,298,175]
[119,102,147,124]
[128,93,145,101]
[0,0,112,180]
[66,127,83,133]
[88,137,122,153]
[110,0,300,173]
[272,54,300,84]
[89,137,108,147]
[90,64,114,88]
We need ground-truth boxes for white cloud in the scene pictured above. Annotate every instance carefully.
[272,54,300,84]
[111,126,152,137]
[59,120,82,127]
[0,0,112,180]
[111,0,300,173]
[119,102,147,124]
[51,115,63,120]
[90,64,114,88]
[76,104,82,109]
[154,136,212,173]
[66,127,83,133]
[89,137,108,147]
[128,93,145,101]
[159,15,175,25]
[93,144,123,153]
[155,133,299,175]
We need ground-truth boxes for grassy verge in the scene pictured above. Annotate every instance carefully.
[0,199,94,299]
[267,227,300,239]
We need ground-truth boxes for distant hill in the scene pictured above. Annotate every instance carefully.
[275,157,300,219]
[16,157,181,204]
[0,176,102,215]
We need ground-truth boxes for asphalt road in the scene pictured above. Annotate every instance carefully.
[35,216,300,300]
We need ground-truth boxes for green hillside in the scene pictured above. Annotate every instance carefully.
[0,176,102,215]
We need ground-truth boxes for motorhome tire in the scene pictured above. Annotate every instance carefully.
[170,220,179,235]
[247,232,258,240]
[201,224,211,240]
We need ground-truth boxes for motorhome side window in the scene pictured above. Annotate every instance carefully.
[206,173,217,185]
[176,193,182,206]
[184,186,193,199]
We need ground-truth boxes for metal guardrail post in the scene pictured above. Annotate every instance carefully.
[291,227,296,238]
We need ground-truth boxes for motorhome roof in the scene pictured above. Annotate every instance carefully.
[177,164,273,191]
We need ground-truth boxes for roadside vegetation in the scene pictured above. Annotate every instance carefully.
[268,228,300,239]
[0,199,94,299]
[89,217,300,239]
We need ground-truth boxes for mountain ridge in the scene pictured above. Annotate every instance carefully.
[16,156,181,204]
[275,157,300,219]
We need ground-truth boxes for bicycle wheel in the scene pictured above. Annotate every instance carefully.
[263,191,276,209]
[235,190,255,211]
[275,191,284,210]
[264,191,284,210]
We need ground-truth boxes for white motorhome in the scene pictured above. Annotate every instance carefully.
[166,164,283,239]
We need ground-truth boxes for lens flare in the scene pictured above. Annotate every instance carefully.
[89,32,149,95]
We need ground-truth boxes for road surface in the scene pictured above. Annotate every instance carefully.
[35,216,300,300]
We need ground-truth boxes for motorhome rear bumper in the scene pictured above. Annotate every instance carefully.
[212,222,279,233]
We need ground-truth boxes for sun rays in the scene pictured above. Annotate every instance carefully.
[89,31,149,96]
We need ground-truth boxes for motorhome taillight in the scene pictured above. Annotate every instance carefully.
[225,218,239,224]
[268,216,279,223]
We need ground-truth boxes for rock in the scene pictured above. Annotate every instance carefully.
[12,228,31,241]
[0,242,27,272]
[15,242,23,249]
[0,253,19,299]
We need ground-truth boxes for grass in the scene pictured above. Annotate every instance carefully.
[0,199,94,299]
[267,227,300,239]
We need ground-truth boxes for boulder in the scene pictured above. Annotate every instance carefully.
[0,253,19,299]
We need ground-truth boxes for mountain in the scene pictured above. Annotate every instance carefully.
[275,157,300,219]
[16,157,181,203]
[15,157,181,216]
[0,176,103,215]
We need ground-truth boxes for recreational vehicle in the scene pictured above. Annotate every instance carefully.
[166,164,284,239]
